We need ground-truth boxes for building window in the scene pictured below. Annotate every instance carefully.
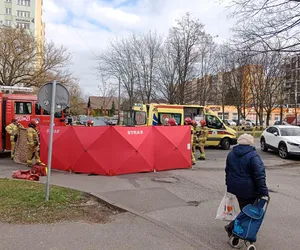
[17,0,31,6]
[4,20,12,26]
[218,112,229,120]
[232,113,238,120]
[17,10,30,18]
[16,22,30,29]
[5,0,12,3]
[14,102,32,115]
[274,115,280,121]
[5,8,12,15]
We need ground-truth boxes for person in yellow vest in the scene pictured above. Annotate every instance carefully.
[192,120,200,153]
[184,117,195,165]
[5,118,23,159]
[198,119,209,160]
[27,119,41,167]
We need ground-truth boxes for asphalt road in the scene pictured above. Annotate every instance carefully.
[1,140,300,250]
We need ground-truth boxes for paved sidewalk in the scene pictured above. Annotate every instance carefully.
[0,213,198,250]
[1,144,300,250]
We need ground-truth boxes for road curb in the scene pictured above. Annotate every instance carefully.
[39,176,212,250]
[89,191,211,250]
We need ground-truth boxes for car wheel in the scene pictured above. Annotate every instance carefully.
[260,138,268,152]
[279,143,289,159]
[221,138,231,150]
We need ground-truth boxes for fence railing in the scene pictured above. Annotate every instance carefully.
[231,126,267,138]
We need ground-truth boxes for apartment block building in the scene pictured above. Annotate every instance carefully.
[284,55,300,107]
[185,65,262,107]
[0,0,44,44]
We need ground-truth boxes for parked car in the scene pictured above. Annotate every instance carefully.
[246,119,256,126]
[273,121,289,125]
[224,119,236,126]
[260,125,300,159]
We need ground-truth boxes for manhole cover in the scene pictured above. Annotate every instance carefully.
[188,201,201,207]
[151,177,180,184]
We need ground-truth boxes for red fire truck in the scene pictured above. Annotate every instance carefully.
[0,86,67,152]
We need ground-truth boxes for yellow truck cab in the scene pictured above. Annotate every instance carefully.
[131,103,237,150]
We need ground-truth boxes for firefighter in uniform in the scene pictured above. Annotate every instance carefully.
[184,117,195,165]
[198,119,209,160]
[27,119,41,167]
[192,120,200,156]
[168,118,177,126]
[5,119,23,159]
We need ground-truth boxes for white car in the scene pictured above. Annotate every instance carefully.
[224,119,236,126]
[260,125,300,159]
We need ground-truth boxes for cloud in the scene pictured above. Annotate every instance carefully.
[43,0,234,95]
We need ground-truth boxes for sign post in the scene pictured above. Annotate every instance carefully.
[37,81,70,202]
[45,80,56,202]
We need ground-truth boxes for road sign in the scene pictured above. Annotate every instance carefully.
[37,82,69,112]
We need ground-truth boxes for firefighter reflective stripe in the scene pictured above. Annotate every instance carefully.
[193,126,200,145]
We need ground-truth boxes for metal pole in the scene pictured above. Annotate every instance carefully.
[118,76,121,125]
[45,80,57,202]
[295,84,298,126]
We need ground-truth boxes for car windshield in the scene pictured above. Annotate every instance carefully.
[280,127,300,136]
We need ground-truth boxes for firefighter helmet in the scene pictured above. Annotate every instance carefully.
[30,119,38,126]
[184,117,192,125]
[87,120,94,126]
[200,120,206,126]
[191,120,198,126]
[168,118,177,126]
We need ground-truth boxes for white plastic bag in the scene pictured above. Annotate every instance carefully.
[215,191,238,221]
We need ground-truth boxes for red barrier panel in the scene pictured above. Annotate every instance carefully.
[153,126,191,171]
[40,125,191,176]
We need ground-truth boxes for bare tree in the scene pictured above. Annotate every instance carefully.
[192,34,218,105]
[237,46,286,125]
[167,12,206,104]
[0,26,71,87]
[97,75,117,111]
[131,32,162,103]
[214,46,232,118]
[219,45,251,124]
[97,37,137,109]
[156,44,180,103]
[66,79,86,116]
[228,0,300,53]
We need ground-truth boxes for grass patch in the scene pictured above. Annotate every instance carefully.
[0,179,124,224]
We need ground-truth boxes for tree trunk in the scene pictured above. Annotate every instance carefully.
[266,112,271,126]
[237,107,241,126]
[280,105,283,124]
[259,107,264,126]
[222,104,225,121]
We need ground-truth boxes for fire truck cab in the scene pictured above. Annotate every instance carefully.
[0,86,66,152]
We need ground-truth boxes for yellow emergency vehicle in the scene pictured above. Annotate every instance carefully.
[130,103,237,150]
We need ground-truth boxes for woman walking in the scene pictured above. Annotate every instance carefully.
[224,133,269,247]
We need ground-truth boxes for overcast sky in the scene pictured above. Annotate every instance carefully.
[43,0,233,95]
